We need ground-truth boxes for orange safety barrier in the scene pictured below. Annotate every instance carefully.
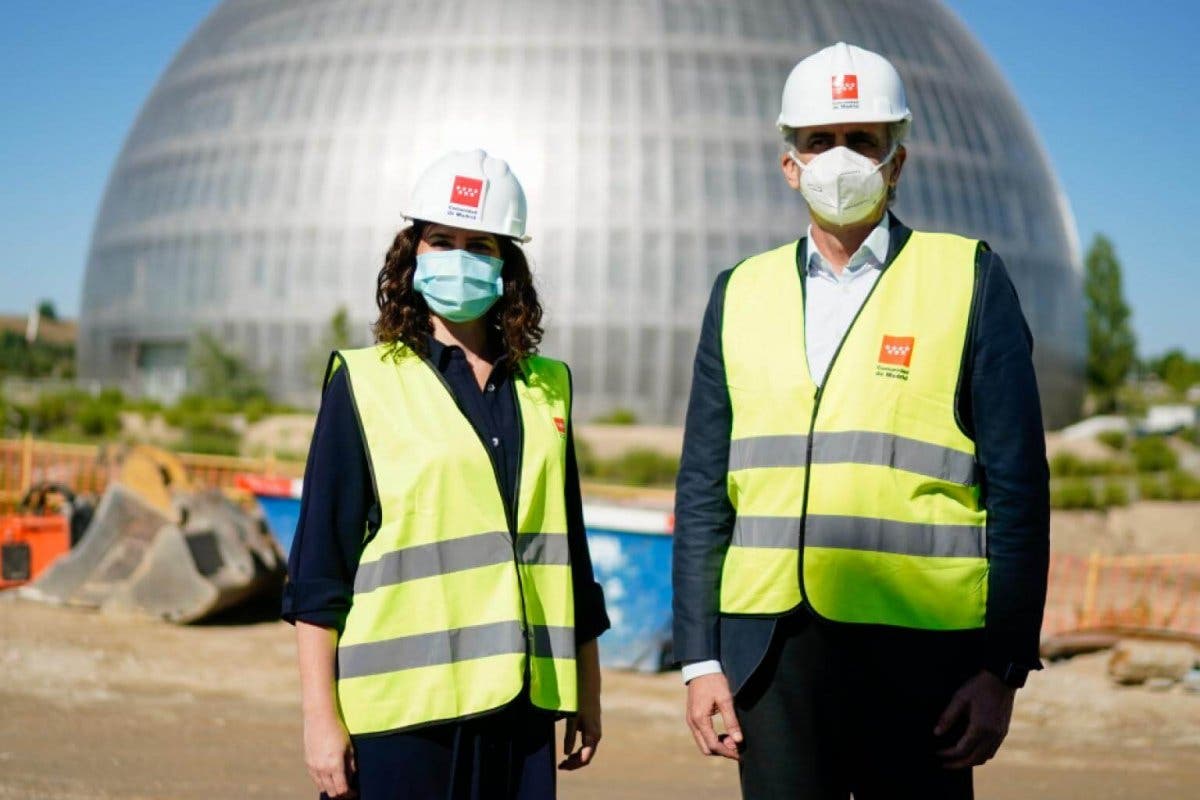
[1043,553,1200,640]
[0,435,304,511]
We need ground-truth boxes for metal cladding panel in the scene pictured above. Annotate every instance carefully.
[79,0,1084,426]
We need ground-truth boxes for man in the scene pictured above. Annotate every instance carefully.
[672,42,1049,799]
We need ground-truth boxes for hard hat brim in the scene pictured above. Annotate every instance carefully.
[402,212,532,244]
[777,109,913,130]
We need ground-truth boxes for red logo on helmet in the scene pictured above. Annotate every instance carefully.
[553,417,566,435]
[450,176,484,208]
[832,74,859,101]
[878,335,915,367]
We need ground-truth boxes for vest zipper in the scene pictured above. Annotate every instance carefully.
[508,377,534,693]
[794,238,898,622]
[419,356,534,670]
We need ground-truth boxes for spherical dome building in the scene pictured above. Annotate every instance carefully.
[79,0,1084,426]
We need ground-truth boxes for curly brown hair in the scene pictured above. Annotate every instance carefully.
[373,222,544,365]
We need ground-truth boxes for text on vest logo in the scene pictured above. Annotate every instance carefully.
[553,417,566,435]
[876,335,914,381]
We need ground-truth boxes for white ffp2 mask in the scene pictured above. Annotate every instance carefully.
[790,145,895,226]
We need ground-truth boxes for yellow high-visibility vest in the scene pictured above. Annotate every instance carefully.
[330,343,576,735]
[720,231,988,630]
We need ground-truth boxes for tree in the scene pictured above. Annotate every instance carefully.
[1084,235,1136,411]
[307,307,357,383]
[1148,349,1200,395]
[188,331,268,403]
[36,299,58,321]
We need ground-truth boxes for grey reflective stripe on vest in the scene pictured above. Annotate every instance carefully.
[729,435,809,470]
[353,531,513,594]
[806,515,985,558]
[731,515,801,548]
[338,620,526,679]
[354,531,572,594]
[731,514,984,558]
[338,622,574,680]
[811,431,976,485]
[516,532,571,566]
[532,624,575,660]
[729,431,976,485]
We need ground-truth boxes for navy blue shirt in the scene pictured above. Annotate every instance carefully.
[281,336,610,646]
[672,218,1050,688]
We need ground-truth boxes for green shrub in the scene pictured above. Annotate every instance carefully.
[593,408,638,425]
[1097,431,1127,450]
[125,397,164,415]
[12,389,127,440]
[76,401,121,437]
[163,395,237,431]
[592,449,679,487]
[1049,453,1084,477]
[22,391,76,432]
[1132,436,1178,472]
[41,426,88,444]
[243,396,272,424]
[1167,470,1200,501]
[1181,427,1200,447]
[1050,481,1098,510]
[575,436,598,478]
[1100,481,1130,507]
[1048,452,1129,477]
[160,394,241,454]
[178,431,240,456]
[1138,474,1169,500]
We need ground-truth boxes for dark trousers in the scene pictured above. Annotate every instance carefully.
[321,700,556,800]
[735,611,982,800]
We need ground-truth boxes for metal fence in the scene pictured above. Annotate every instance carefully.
[1043,552,1200,639]
[0,435,304,510]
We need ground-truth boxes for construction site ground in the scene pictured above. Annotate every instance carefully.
[1,596,1197,800]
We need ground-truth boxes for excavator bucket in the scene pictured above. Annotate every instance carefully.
[20,482,172,608]
[101,490,283,623]
[21,446,285,622]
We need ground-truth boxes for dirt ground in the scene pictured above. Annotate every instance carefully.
[1,596,1197,800]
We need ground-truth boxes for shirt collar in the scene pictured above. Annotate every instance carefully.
[806,211,891,277]
[426,333,517,375]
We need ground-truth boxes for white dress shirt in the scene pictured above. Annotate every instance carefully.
[681,213,892,685]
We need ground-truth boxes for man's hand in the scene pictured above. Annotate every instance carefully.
[303,712,357,799]
[685,672,743,760]
[934,669,1016,769]
[560,639,602,770]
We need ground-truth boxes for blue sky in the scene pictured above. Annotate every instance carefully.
[1,1,1197,356]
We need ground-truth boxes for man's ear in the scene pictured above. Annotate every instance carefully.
[780,150,802,191]
[888,145,907,190]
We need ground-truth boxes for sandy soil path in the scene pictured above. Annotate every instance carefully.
[2,598,1197,799]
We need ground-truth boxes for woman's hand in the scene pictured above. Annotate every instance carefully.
[304,711,357,799]
[295,621,356,798]
[559,639,602,770]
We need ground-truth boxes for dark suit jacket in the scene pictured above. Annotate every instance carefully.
[671,215,1050,694]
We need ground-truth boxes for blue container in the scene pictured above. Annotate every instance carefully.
[257,495,302,556]
[249,489,675,672]
[581,506,675,672]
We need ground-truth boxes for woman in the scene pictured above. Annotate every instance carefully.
[282,149,608,800]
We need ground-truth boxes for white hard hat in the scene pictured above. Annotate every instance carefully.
[403,149,531,242]
[778,42,912,140]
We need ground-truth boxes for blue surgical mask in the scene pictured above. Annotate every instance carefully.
[413,250,505,322]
